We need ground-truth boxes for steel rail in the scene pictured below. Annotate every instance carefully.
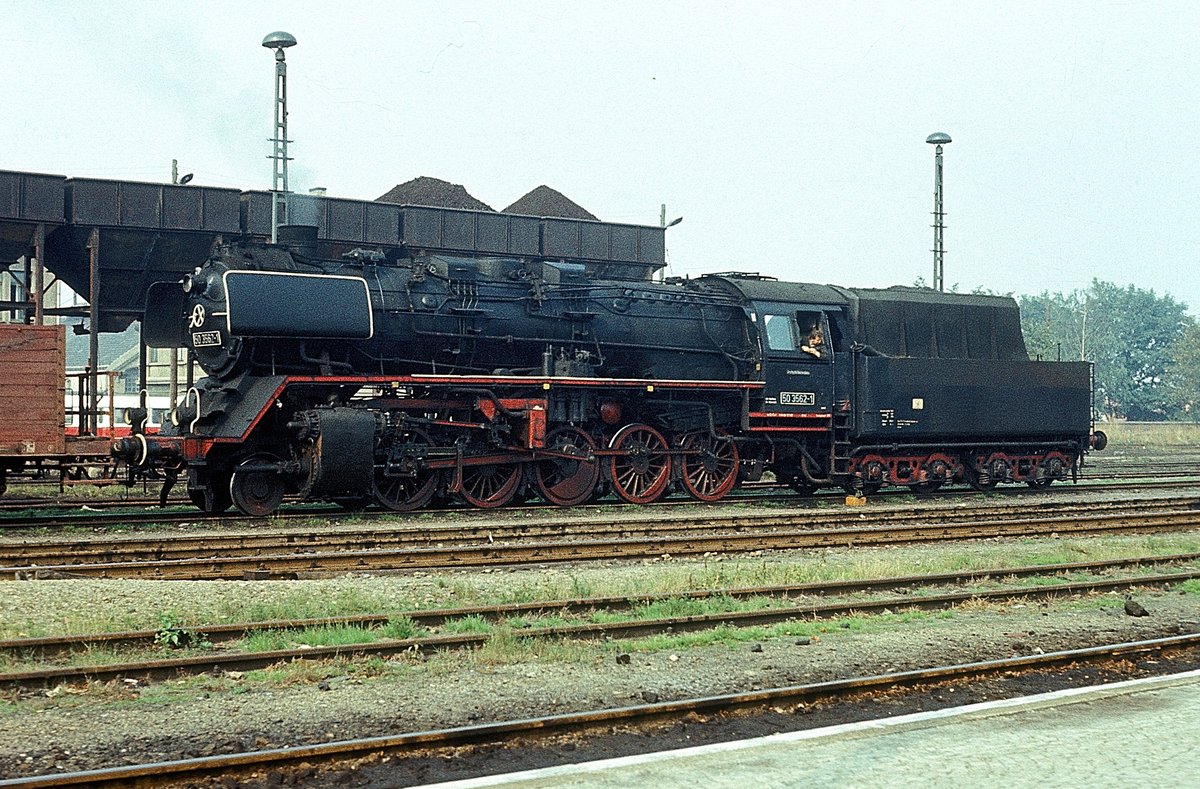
[5,495,1200,569]
[4,551,1199,659]
[1,469,1195,513]
[4,634,1198,788]
[3,568,1197,689]
[7,506,1200,581]
[3,475,1200,531]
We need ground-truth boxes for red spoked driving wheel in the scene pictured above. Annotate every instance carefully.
[534,426,600,506]
[457,460,523,509]
[373,427,440,512]
[678,431,739,502]
[607,423,672,504]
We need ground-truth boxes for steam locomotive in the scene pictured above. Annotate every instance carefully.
[115,219,1105,516]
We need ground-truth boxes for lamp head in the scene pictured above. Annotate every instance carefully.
[262,31,297,50]
[926,132,952,145]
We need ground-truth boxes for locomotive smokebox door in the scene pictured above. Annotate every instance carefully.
[757,306,834,414]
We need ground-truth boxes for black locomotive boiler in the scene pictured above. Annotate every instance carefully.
[116,219,1105,516]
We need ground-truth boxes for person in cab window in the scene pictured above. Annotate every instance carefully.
[801,325,824,358]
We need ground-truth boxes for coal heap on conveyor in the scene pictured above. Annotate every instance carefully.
[503,185,599,221]
[376,176,494,211]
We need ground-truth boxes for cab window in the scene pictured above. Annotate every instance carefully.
[763,314,796,351]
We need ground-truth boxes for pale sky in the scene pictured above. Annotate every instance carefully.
[3,1,1197,309]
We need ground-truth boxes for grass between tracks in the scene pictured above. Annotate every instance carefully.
[4,533,1200,642]
[3,548,1199,678]
[0,607,956,714]
[2,582,1197,715]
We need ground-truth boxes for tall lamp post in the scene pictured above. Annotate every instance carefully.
[263,31,297,244]
[926,132,951,291]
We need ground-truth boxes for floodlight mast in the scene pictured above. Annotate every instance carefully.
[263,31,297,244]
[926,132,951,291]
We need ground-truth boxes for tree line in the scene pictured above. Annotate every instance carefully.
[1016,281,1198,421]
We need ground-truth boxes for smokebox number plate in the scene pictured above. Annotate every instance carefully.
[192,331,222,347]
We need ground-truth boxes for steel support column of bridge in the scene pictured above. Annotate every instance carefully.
[86,228,100,436]
[33,223,45,325]
[0,224,47,324]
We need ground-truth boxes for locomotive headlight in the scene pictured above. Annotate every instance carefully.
[182,268,207,295]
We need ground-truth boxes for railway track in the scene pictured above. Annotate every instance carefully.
[6,496,1200,580]
[2,468,1199,521]
[5,634,1197,788]
[2,475,1200,536]
[5,494,1199,566]
[2,554,1197,689]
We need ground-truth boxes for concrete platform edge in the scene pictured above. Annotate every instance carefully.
[423,668,1200,788]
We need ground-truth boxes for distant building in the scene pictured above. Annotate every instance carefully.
[1,259,65,325]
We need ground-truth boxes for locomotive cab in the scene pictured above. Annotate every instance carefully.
[755,304,839,415]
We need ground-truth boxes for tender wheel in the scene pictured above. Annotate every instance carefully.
[608,423,672,504]
[679,432,739,502]
[458,461,523,509]
[911,454,952,495]
[373,428,439,512]
[969,453,1009,491]
[1027,453,1068,488]
[849,455,887,495]
[968,468,997,491]
[230,454,286,516]
[534,426,600,506]
[189,472,232,514]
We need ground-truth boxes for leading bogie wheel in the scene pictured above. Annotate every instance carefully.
[230,454,286,516]
[608,423,672,504]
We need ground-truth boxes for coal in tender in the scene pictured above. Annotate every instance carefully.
[503,185,599,221]
[376,176,494,211]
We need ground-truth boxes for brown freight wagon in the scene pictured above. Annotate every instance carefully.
[0,324,114,496]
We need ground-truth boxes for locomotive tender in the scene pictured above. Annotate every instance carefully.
[116,215,1104,516]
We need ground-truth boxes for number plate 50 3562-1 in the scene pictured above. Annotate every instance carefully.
[780,391,815,406]
[192,331,222,347]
